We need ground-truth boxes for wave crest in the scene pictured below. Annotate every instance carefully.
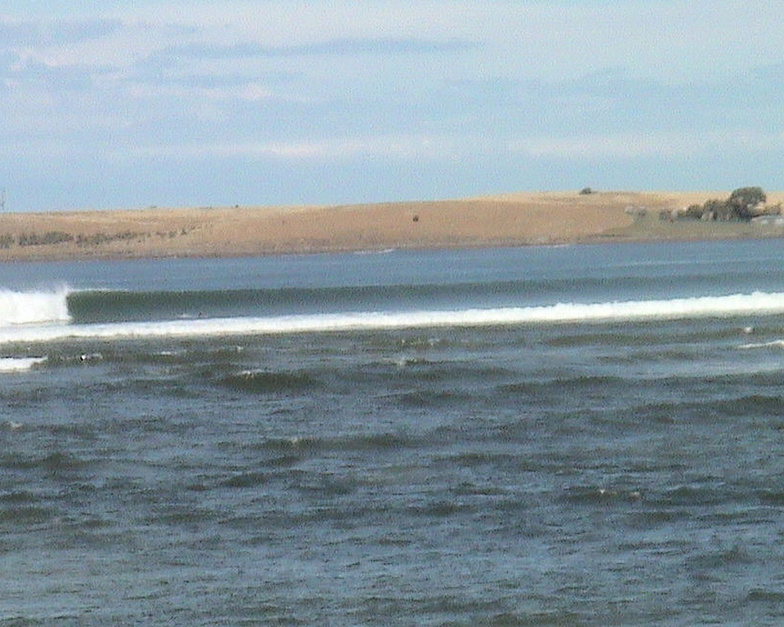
[2,290,784,344]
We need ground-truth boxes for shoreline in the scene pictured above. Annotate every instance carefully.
[0,190,782,262]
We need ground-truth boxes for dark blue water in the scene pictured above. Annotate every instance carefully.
[3,241,784,625]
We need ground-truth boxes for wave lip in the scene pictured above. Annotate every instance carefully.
[0,288,70,327]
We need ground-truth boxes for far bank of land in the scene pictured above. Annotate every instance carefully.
[1,190,783,262]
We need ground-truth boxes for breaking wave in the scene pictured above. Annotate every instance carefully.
[2,288,784,344]
[0,356,47,373]
[0,288,70,327]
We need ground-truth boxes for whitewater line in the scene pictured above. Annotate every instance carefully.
[0,291,783,344]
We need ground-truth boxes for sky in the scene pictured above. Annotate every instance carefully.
[1,0,784,211]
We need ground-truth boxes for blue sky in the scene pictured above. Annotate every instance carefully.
[1,1,783,211]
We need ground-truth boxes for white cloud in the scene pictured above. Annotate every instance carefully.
[513,131,784,159]
[126,81,272,102]
[2,1,784,210]
[133,0,784,83]
[127,134,456,161]
[0,16,122,47]
[7,1,784,82]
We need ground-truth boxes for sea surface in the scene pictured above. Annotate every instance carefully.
[3,240,784,625]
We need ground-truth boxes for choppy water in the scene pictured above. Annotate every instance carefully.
[3,241,784,625]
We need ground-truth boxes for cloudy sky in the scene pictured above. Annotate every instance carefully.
[1,1,783,211]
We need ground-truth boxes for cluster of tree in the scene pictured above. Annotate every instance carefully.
[682,187,773,222]
[18,231,74,246]
[75,231,144,247]
[0,230,150,249]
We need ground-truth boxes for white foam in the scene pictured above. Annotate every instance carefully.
[0,356,47,372]
[739,340,784,350]
[0,288,70,327]
[0,291,782,345]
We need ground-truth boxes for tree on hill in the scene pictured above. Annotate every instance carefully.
[727,187,766,220]
[680,187,767,222]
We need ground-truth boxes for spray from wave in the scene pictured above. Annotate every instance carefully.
[0,288,71,327]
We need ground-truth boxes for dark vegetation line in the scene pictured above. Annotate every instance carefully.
[0,228,192,249]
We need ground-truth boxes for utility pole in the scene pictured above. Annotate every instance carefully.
[0,189,5,212]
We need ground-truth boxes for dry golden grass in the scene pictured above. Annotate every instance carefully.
[0,190,781,261]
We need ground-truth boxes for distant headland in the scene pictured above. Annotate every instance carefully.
[0,189,782,262]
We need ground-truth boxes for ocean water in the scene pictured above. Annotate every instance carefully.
[3,240,784,625]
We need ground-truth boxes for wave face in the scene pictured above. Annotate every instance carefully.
[1,289,784,344]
